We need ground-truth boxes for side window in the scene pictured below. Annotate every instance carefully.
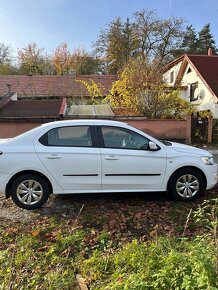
[101,126,150,150]
[39,126,92,147]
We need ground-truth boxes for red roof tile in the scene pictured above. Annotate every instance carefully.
[187,55,218,97]
[0,75,117,98]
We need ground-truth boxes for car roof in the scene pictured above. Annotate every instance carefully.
[40,119,128,128]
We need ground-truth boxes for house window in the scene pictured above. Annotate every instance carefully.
[190,82,198,102]
[170,71,174,83]
[187,67,192,74]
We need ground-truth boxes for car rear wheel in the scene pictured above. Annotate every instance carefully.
[10,174,50,210]
[169,168,204,201]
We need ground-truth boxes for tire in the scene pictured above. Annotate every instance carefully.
[10,174,50,210]
[168,168,204,201]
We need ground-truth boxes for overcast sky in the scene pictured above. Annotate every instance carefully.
[0,0,218,56]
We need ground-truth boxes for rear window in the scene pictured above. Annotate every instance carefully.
[39,126,92,147]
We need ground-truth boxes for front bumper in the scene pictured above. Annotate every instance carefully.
[205,164,217,190]
[0,172,11,195]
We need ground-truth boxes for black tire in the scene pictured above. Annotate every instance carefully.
[168,168,204,201]
[10,174,50,210]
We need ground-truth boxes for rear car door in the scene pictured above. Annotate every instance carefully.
[34,125,101,190]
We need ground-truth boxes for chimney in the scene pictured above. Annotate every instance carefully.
[208,48,212,56]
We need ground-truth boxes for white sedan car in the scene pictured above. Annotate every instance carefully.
[0,120,217,210]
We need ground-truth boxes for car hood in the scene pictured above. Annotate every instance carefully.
[168,142,212,156]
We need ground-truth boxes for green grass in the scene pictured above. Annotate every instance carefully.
[81,237,218,290]
[0,219,83,290]
[0,198,217,289]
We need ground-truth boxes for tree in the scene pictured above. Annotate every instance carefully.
[52,44,99,75]
[154,16,184,63]
[197,23,217,54]
[18,42,52,75]
[0,43,12,64]
[0,43,18,75]
[0,63,18,75]
[76,79,104,104]
[131,9,160,59]
[52,42,74,75]
[107,57,195,118]
[94,9,185,73]
[71,48,100,75]
[178,25,198,55]
[94,17,136,74]
[107,57,162,113]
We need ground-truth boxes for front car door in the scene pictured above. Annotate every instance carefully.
[98,126,167,191]
[34,125,101,191]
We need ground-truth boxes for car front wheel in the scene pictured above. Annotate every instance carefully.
[10,174,50,210]
[168,168,204,201]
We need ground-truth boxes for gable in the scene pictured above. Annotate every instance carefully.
[188,55,218,97]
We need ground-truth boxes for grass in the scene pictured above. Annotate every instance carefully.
[81,237,217,290]
[0,195,218,289]
[0,218,82,290]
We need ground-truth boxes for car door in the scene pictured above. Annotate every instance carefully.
[34,125,101,191]
[98,126,167,190]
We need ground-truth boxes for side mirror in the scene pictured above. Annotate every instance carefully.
[148,141,159,151]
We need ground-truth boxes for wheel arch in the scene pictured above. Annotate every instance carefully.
[6,170,53,198]
[167,166,207,192]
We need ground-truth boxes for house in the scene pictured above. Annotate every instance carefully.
[0,92,67,138]
[0,74,118,104]
[162,49,218,118]
[0,74,118,137]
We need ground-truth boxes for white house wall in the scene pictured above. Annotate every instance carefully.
[163,62,218,118]
[180,65,217,117]
[163,61,182,86]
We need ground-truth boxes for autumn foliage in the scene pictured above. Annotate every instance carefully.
[107,58,196,118]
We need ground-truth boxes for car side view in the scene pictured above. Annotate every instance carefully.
[0,120,217,210]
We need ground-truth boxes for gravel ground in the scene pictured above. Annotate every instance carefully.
[1,185,218,228]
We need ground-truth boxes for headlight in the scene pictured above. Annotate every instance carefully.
[201,156,215,165]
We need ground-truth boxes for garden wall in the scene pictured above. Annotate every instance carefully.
[116,116,192,143]
[0,116,212,144]
[0,121,45,138]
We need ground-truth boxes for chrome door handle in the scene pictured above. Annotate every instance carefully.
[47,154,61,159]
[105,156,119,160]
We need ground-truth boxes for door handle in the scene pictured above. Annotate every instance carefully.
[105,155,119,160]
[46,154,61,159]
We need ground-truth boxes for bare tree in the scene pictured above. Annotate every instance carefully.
[0,43,12,64]
[94,9,185,73]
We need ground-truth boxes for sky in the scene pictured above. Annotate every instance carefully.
[0,0,218,57]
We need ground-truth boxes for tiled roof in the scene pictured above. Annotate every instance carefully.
[165,54,218,98]
[162,55,184,73]
[0,98,66,118]
[187,55,218,97]
[0,75,118,98]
